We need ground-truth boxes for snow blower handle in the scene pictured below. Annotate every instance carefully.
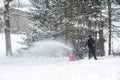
[82,47,87,51]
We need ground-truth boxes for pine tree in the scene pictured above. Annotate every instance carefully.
[27,0,102,51]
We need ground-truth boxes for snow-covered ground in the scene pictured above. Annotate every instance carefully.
[0,56,120,80]
[0,33,120,80]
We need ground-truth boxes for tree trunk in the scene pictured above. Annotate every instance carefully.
[77,28,80,52]
[99,30,105,56]
[94,31,98,55]
[97,1,105,56]
[108,0,112,55]
[4,0,12,56]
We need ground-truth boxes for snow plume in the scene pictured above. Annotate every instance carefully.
[24,40,73,57]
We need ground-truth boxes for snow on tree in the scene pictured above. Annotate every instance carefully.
[25,0,106,56]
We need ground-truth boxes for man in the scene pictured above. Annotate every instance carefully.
[85,35,97,60]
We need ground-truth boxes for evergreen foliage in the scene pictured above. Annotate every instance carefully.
[27,0,102,42]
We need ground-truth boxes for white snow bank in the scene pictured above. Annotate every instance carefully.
[0,33,25,58]
[112,37,120,53]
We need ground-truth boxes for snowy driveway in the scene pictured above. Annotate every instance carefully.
[0,56,120,80]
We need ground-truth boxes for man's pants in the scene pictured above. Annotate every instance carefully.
[88,48,97,60]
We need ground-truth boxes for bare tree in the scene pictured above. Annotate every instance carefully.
[4,0,13,56]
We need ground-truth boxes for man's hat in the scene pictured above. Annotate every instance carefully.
[88,35,92,38]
